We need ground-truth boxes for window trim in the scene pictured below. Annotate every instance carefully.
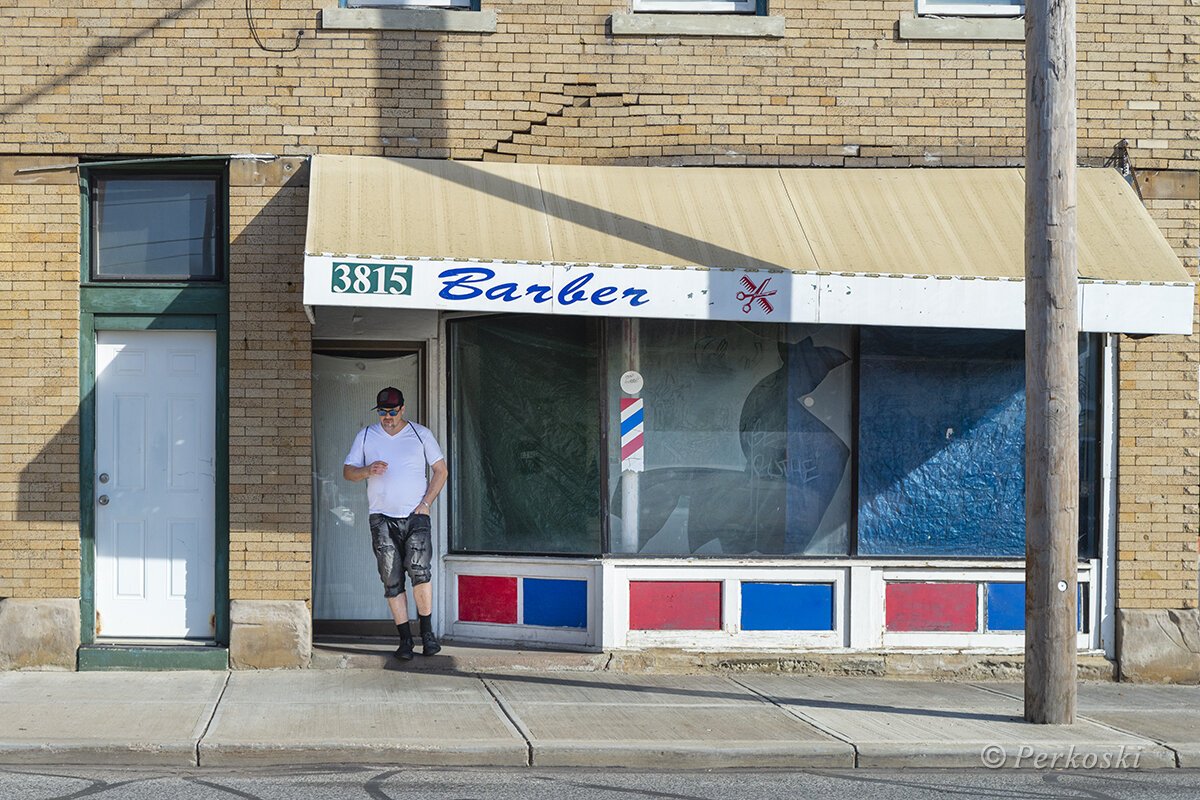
[633,0,756,12]
[342,0,475,7]
[321,4,495,31]
[915,0,1023,17]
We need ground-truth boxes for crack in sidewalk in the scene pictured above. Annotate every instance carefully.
[479,677,533,767]
[728,676,860,767]
[194,671,232,767]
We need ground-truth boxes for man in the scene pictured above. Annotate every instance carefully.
[343,387,448,660]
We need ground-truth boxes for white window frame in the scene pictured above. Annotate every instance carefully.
[915,0,1023,16]
[634,0,756,12]
[345,0,469,8]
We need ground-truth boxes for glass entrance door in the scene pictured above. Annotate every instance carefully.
[312,349,423,627]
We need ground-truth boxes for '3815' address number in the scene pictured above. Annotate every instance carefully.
[331,262,413,295]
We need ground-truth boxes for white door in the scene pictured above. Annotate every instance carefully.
[95,330,216,638]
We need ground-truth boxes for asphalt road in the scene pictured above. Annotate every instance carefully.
[2,766,1200,800]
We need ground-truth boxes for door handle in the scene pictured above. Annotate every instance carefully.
[98,495,109,506]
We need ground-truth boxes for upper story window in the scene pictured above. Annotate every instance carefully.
[344,0,472,6]
[633,0,756,10]
[915,0,1022,15]
[89,171,225,282]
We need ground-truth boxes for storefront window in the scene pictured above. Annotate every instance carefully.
[446,315,1101,561]
[856,328,1102,558]
[606,320,854,556]
[449,315,603,555]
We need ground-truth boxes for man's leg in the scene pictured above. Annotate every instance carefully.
[412,583,432,616]
[403,516,440,656]
[371,514,414,661]
[386,593,409,624]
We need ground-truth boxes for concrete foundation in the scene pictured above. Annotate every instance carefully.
[1118,608,1200,683]
[0,598,80,671]
[229,600,312,670]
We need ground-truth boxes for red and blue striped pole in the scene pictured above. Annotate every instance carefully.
[620,397,644,473]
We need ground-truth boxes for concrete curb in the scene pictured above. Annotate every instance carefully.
[854,741,1178,770]
[0,742,200,767]
[197,741,530,767]
[529,741,855,769]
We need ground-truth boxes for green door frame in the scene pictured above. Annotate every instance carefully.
[79,303,230,644]
[78,159,231,650]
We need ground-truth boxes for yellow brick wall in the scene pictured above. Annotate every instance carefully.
[0,1,1191,169]
[228,181,312,602]
[0,178,80,599]
[1117,198,1199,610]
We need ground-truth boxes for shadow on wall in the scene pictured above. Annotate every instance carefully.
[16,412,82,526]
[0,0,210,125]
[226,172,313,595]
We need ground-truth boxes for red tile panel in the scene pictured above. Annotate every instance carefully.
[458,575,518,624]
[629,581,722,630]
[885,582,977,632]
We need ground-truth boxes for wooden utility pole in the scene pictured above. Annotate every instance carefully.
[1024,0,1079,724]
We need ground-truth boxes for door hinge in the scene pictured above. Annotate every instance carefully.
[95,610,102,636]
[210,613,216,632]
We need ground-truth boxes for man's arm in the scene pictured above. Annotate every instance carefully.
[344,462,387,482]
[413,459,449,515]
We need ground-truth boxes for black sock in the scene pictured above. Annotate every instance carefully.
[419,614,433,636]
[397,621,412,641]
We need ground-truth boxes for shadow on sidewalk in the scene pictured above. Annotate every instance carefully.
[469,671,1019,724]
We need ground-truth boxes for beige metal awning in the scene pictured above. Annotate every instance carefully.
[303,156,1194,334]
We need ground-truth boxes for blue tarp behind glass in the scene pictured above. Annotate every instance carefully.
[857,328,1101,558]
[857,328,1027,556]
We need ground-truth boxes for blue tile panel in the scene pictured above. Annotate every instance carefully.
[522,578,588,629]
[985,582,1087,632]
[741,582,834,631]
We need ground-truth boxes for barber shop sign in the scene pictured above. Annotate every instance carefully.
[304,255,792,322]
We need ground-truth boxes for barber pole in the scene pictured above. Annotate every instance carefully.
[620,397,644,473]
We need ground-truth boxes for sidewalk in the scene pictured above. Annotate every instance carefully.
[1,653,1198,770]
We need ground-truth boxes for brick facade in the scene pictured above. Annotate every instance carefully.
[0,175,80,599]
[1117,197,1199,610]
[228,179,312,602]
[0,0,1195,620]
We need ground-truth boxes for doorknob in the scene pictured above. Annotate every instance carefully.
[98,495,109,506]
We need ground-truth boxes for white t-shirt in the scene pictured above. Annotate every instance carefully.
[344,421,445,517]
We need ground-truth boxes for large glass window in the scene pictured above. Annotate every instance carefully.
[90,172,223,281]
[446,314,1102,561]
[449,315,603,555]
[606,320,853,556]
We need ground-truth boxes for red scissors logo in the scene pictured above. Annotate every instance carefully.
[737,276,777,314]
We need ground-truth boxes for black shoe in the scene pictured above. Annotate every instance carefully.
[421,632,442,657]
[394,639,415,661]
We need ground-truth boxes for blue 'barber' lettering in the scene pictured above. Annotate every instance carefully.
[437,267,650,309]
[439,267,494,300]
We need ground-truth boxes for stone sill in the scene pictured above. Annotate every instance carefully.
[898,15,1024,40]
[610,12,785,38]
[321,6,497,33]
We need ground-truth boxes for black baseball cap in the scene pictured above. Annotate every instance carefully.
[374,387,404,409]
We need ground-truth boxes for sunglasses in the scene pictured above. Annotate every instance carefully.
[376,408,401,417]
